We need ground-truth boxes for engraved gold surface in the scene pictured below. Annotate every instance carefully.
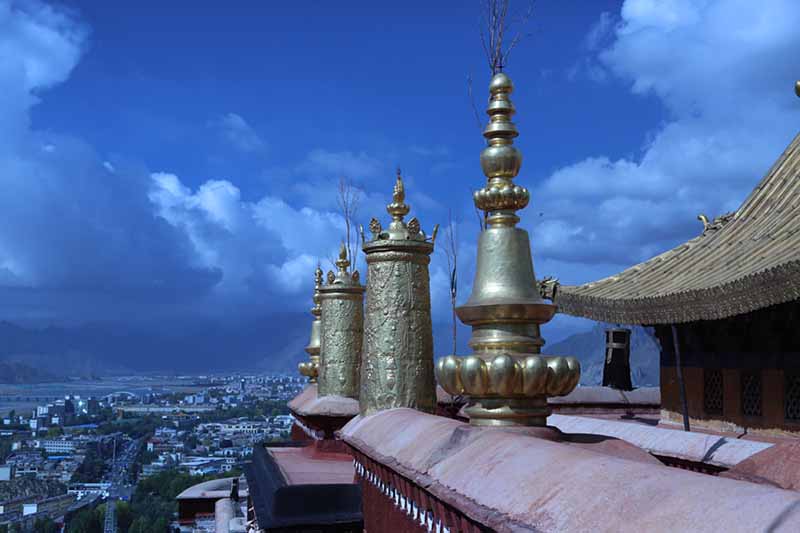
[318,246,364,399]
[298,266,323,382]
[438,73,580,426]
[360,172,437,415]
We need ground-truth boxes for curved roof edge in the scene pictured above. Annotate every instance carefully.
[553,132,800,325]
[556,259,800,324]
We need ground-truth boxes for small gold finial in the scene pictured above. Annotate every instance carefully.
[387,169,410,222]
[335,242,350,276]
[795,81,800,98]
[311,264,323,317]
[314,264,323,287]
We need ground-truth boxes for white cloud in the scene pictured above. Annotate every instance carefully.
[532,0,800,283]
[211,113,267,153]
[149,172,348,300]
[296,149,382,178]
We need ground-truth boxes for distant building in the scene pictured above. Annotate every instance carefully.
[35,439,77,454]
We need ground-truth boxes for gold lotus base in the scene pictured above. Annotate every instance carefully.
[436,353,580,427]
[298,358,319,383]
[465,396,551,427]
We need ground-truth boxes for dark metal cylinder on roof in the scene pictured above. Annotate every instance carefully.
[603,327,633,391]
[360,171,438,416]
[318,245,364,399]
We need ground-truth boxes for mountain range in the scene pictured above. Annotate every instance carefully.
[0,317,661,386]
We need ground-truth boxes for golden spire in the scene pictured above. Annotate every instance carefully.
[366,169,435,242]
[300,264,324,382]
[436,72,580,427]
[310,264,323,318]
[473,73,530,227]
[795,80,800,98]
[327,243,359,286]
[335,242,350,274]
[386,168,410,222]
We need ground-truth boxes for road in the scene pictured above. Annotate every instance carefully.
[103,438,141,533]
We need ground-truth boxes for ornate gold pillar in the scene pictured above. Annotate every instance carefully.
[360,171,438,415]
[298,266,323,383]
[436,73,580,426]
[318,245,364,399]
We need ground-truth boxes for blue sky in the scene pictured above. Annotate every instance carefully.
[1,0,800,364]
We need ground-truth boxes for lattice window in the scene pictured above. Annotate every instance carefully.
[703,369,723,415]
[785,373,800,422]
[741,371,762,417]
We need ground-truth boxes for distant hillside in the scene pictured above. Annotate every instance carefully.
[543,322,660,387]
[0,314,310,375]
[0,360,60,384]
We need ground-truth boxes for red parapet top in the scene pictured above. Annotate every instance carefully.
[341,408,800,532]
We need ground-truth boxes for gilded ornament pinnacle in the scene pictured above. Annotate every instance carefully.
[440,72,580,427]
[386,169,410,222]
[310,264,323,317]
[474,72,530,227]
[366,169,432,243]
[326,243,362,288]
[795,80,800,98]
[302,265,323,382]
[335,242,350,274]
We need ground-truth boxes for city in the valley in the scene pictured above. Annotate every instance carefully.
[0,375,303,532]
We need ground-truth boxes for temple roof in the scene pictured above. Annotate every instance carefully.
[556,133,800,324]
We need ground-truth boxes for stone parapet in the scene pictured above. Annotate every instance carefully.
[342,408,800,532]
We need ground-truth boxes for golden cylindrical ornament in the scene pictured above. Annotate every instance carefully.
[360,171,437,415]
[298,266,323,383]
[318,245,364,399]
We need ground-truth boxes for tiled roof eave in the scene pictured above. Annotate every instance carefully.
[556,259,800,324]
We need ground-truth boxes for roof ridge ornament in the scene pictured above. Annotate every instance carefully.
[698,212,735,235]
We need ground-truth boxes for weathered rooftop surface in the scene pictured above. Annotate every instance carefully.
[723,441,800,491]
[287,383,359,418]
[269,445,355,485]
[548,385,659,406]
[555,133,800,324]
[176,477,248,500]
[549,414,773,469]
[342,408,800,532]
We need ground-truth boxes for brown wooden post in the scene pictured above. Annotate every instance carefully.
[671,324,691,431]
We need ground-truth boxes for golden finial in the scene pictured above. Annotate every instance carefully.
[473,72,529,227]
[387,169,410,222]
[795,81,800,98]
[314,264,323,287]
[335,242,350,276]
[311,264,323,317]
